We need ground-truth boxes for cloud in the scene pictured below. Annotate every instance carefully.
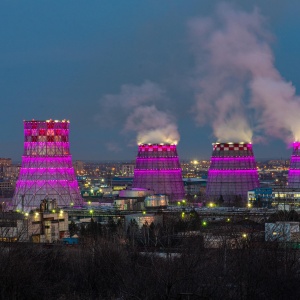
[188,3,300,143]
[96,81,180,145]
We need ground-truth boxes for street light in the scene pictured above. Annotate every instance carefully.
[89,209,94,218]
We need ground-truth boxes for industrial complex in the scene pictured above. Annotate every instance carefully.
[0,119,299,249]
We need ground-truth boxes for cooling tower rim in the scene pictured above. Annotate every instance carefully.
[138,143,177,146]
[23,119,70,123]
[213,141,252,145]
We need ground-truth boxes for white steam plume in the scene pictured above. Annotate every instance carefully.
[96,81,180,145]
[189,3,300,143]
[125,105,180,144]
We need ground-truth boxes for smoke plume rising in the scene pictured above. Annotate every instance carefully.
[189,3,300,143]
[97,81,180,145]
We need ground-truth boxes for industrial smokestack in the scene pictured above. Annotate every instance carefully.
[288,142,300,188]
[132,144,185,202]
[206,142,259,205]
[12,119,83,211]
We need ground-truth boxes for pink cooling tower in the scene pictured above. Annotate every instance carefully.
[12,120,83,211]
[132,144,185,202]
[288,142,300,188]
[206,142,259,204]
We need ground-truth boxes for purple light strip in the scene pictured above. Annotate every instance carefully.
[22,156,72,160]
[209,169,258,173]
[211,157,255,161]
[24,142,70,145]
[290,157,300,161]
[134,169,182,173]
[136,157,179,160]
[19,169,75,174]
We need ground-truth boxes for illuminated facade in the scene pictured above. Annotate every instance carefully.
[12,120,83,211]
[132,144,185,201]
[288,142,300,188]
[206,143,259,204]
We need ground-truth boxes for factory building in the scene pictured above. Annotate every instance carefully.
[0,199,68,243]
[248,187,300,209]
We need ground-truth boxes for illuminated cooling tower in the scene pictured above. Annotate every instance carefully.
[12,119,83,211]
[206,142,259,203]
[132,144,185,202]
[288,142,300,188]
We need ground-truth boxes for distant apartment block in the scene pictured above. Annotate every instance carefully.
[73,160,84,174]
[121,164,135,176]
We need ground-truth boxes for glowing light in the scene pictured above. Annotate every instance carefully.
[242,233,247,238]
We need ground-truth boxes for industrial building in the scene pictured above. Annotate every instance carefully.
[0,199,68,243]
[248,187,300,209]
[29,199,69,243]
[132,144,185,202]
[206,142,259,204]
[265,222,300,242]
[12,119,83,211]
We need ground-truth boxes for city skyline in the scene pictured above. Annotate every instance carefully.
[1,1,300,161]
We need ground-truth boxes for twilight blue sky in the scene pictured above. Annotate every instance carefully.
[0,0,300,162]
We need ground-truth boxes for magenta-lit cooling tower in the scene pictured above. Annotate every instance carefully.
[132,144,185,202]
[206,142,259,203]
[12,120,83,211]
[288,142,300,188]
